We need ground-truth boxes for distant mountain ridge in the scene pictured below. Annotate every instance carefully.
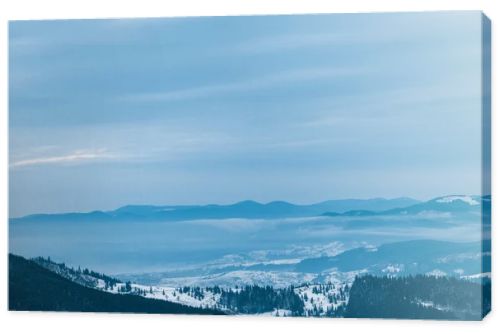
[10,197,420,222]
[10,195,485,223]
[323,195,485,218]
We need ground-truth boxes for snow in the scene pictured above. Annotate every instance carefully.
[436,195,479,206]
[461,272,491,280]
[158,270,317,289]
[321,268,367,286]
[382,264,404,275]
[95,279,107,289]
[415,299,451,312]
[106,281,349,317]
[104,272,355,316]
[258,309,293,317]
[418,300,434,308]
[107,283,223,309]
[295,282,348,316]
[426,269,447,277]
[436,252,483,264]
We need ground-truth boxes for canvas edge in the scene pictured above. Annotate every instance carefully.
[480,11,492,320]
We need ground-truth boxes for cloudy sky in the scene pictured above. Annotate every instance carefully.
[9,12,484,217]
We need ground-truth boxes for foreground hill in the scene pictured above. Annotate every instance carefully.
[9,253,490,319]
[345,274,491,320]
[8,254,224,315]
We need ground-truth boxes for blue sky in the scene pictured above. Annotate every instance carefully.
[9,12,484,217]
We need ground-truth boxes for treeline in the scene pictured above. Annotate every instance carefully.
[32,256,121,290]
[178,286,209,300]
[117,282,158,298]
[218,285,304,315]
[176,285,304,315]
[345,274,488,320]
[9,254,224,315]
[299,283,349,317]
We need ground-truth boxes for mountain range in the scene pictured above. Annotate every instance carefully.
[10,195,487,223]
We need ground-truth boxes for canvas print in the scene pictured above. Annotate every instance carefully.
[9,11,491,320]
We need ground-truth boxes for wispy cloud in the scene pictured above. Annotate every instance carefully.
[233,33,352,55]
[10,148,116,169]
[121,67,364,103]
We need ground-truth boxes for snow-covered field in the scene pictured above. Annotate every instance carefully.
[295,283,349,316]
[102,280,352,316]
[96,266,365,316]
[158,270,317,289]
[108,283,222,309]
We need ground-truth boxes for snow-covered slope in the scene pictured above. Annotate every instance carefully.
[158,271,317,289]
[435,195,480,206]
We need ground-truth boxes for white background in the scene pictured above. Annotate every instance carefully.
[0,1,497,333]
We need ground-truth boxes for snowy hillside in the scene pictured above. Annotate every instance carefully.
[158,271,317,289]
[103,281,351,317]
[435,195,480,206]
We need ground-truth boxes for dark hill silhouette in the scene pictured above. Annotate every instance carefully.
[8,254,224,315]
